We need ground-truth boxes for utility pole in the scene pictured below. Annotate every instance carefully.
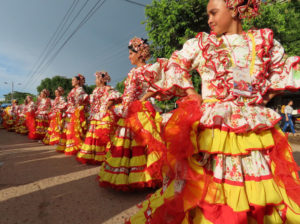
[4,81,21,102]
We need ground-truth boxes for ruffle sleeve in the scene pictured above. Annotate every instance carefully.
[107,88,121,102]
[144,36,205,100]
[267,37,300,90]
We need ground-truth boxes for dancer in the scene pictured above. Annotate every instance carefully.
[56,74,88,155]
[6,100,18,131]
[77,71,121,164]
[15,102,27,134]
[98,37,165,191]
[128,0,300,223]
[43,87,67,145]
[35,89,51,140]
[24,95,37,140]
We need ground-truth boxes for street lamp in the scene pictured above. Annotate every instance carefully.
[4,81,22,102]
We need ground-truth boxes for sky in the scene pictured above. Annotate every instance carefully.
[0,0,152,99]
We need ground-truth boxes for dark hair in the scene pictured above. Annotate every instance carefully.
[128,45,137,53]
[74,76,81,81]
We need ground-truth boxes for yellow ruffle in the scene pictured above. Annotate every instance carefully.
[191,122,275,155]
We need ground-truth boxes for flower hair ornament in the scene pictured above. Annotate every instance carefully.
[94,71,111,83]
[41,89,50,97]
[57,86,64,95]
[128,37,150,61]
[77,74,86,85]
[226,0,261,19]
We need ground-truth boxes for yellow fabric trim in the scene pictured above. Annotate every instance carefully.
[192,127,275,155]
[203,99,220,103]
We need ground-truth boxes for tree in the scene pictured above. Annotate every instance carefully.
[83,85,96,95]
[3,91,35,104]
[37,76,72,98]
[243,0,300,56]
[115,78,126,94]
[144,0,299,111]
[144,0,208,110]
[145,0,209,59]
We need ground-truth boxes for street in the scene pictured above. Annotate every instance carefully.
[0,129,300,224]
[0,129,151,224]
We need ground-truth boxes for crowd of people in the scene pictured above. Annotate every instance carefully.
[1,0,300,223]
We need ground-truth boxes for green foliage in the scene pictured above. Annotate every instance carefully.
[145,0,209,59]
[37,76,72,98]
[3,91,35,104]
[243,0,300,56]
[83,85,96,95]
[115,78,126,94]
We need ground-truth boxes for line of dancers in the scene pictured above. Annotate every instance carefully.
[1,0,300,222]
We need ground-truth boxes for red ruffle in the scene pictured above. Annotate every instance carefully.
[99,179,161,192]
[76,157,102,165]
[163,95,203,180]
[69,108,86,146]
[26,112,37,140]
[270,128,300,205]
[94,120,112,145]
[126,100,165,179]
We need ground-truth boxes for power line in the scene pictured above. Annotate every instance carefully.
[122,0,147,7]
[29,0,107,87]
[22,0,80,89]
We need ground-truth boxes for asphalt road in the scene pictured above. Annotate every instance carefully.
[0,129,300,224]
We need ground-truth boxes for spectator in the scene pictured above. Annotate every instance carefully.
[282,100,296,135]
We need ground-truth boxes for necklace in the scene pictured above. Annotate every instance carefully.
[223,32,251,68]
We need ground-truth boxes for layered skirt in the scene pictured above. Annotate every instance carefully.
[127,98,300,224]
[98,101,165,191]
[43,112,63,145]
[56,107,87,155]
[15,116,28,134]
[35,114,49,140]
[76,113,115,164]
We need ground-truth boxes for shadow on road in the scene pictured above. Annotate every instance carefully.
[0,174,151,224]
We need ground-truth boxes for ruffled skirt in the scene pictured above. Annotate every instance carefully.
[15,116,28,134]
[57,107,87,155]
[35,114,49,140]
[43,112,63,145]
[127,99,300,224]
[98,101,165,191]
[77,114,115,165]
[56,117,68,152]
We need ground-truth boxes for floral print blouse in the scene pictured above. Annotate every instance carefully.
[36,98,51,116]
[89,86,121,121]
[65,87,88,115]
[114,65,152,118]
[145,29,300,133]
[49,96,67,118]
[24,101,36,114]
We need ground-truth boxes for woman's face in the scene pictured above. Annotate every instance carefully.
[26,96,31,102]
[95,76,102,87]
[55,90,60,97]
[40,92,46,98]
[207,0,234,35]
[129,50,140,66]
[72,77,79,87]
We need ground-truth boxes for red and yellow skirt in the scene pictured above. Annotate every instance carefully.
[26,112,37,140]
[77,114,115,165]
[127,123,300,223]
[43,112,63,145]
[15,116,28,134]
[35,114,49,140]
[98,101,165,191]
[56,117,68,153]
[5,115,16,131]
[57,107,87,155]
